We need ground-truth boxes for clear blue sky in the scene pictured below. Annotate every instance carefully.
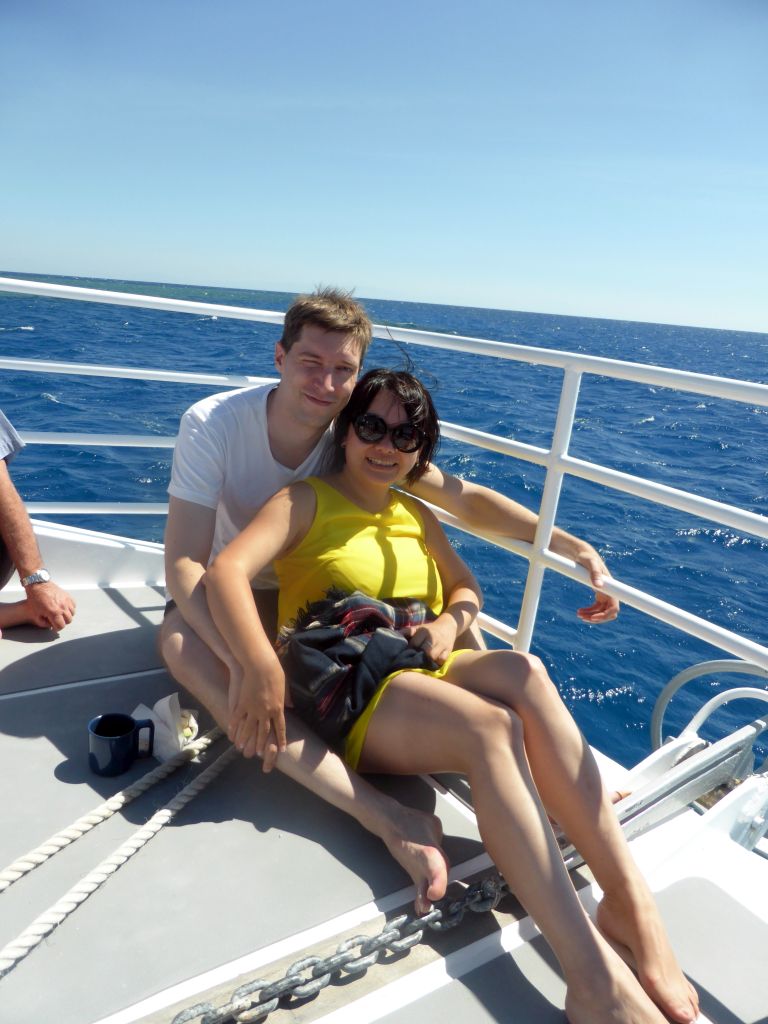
[2,0,766,332]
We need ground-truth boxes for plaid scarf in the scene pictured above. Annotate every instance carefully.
[278,587,434,645]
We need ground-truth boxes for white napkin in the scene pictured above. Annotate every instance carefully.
[130,692,199,762]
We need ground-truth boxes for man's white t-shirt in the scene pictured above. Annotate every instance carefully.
[168,384,332,587]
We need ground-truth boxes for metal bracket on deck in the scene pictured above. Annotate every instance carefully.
[560,714,768,869]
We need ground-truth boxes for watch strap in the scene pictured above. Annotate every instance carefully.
[21,568,51,587]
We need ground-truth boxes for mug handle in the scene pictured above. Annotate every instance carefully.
[135,719,155,758]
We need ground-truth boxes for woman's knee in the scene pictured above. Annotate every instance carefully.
[502,650,543,678]
[498,651,558,701]
[471,650,553,697]
[429,684,524,770]
[467,699,525,756]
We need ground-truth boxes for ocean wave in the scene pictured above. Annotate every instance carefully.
[564,684,634,704]
[675,526,766,548]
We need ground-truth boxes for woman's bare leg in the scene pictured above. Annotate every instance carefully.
[159,610,448,912]
[443,650,698,1024]
[359,671,670,1024]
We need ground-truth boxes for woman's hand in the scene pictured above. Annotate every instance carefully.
[402,613,458,665]
[227,658,288,771]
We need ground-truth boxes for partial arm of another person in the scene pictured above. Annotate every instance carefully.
[204,484,316,765]
[0,459,75,630]
[407,464,619,623]
[401,502,484,664]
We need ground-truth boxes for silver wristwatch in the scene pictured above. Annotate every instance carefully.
[21,568,52,587]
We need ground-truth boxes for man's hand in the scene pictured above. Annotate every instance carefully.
[571,549,619,624]
[402,614,458,665]
[227,659,288,771]
[23,581,76,631]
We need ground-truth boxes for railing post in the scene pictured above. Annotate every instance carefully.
[515,368,583,652]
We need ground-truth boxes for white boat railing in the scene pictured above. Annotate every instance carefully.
[1,275,767,670]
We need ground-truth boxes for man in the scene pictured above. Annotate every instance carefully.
[0,410,76,633]
[160,288,617,911]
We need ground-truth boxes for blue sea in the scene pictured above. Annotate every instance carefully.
[1,273,766,770]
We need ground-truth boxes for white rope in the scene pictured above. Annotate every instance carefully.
[0,743,237,980]
[0,727,222,894]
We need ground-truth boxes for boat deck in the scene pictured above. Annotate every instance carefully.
[1,581,767,1024]
[0,583,490,1023]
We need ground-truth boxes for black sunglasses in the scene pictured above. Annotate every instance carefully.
[353,413,425,453]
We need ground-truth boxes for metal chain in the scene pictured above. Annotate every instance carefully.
[171,874,509,1024]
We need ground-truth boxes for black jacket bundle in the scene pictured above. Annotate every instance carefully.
[276,588,438,748]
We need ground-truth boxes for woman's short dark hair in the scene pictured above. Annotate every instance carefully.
[331,369,440,483]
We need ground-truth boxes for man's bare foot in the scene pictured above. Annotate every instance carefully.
[381,806,450,915]
[597,884,699,1023]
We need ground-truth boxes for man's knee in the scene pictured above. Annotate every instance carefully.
[158,609,223,684]
[158,607,185,669]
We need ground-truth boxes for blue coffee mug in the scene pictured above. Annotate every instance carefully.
[88,713,155,777]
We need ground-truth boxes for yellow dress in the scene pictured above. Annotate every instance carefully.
[274,477,465,768]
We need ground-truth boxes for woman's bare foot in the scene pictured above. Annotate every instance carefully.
[381,806,450,914]
[565,952,670,1024]
[550,790,632,838]
[597,883,699,1023]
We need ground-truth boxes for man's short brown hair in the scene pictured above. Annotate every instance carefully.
[280,287,372,360]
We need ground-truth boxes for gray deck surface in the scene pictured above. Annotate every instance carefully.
[0,585,484,1024]
[372,935,567,1024]
[369,879,768,1024]
[2,585,767,1024]
[0,584,167,694]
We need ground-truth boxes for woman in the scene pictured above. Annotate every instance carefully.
[205,370,698,1024]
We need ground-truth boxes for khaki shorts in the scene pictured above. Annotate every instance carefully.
[164,588,279,643]
[0,541,15,592]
